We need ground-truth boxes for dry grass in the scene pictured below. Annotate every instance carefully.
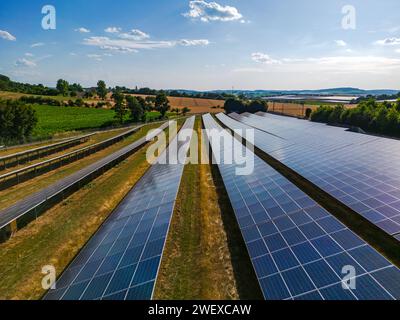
[131,94,224,114]
[154,117,262,300]
[267,102,357,117]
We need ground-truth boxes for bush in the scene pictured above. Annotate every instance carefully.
[0,100,38,144]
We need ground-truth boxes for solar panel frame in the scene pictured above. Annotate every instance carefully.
[217,112,400,240]
[203,113,400,300]
[44,117,195,300]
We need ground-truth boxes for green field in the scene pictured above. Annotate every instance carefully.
[32,105,118,138]
[31,105,166,139]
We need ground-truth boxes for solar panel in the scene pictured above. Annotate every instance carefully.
[217,112,400,240]
[203,113,400,300]
[44,117,195,300]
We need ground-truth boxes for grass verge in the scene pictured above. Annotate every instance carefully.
[154,117,263,300]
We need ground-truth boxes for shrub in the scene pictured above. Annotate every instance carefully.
[0,100,37,144]
[311,99,400,137]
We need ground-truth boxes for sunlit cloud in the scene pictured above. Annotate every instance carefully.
[251,52,281,64]
[31,42,44,48]
[15,58,37,67]
[335,40,347,47]
[75,27,90,33]
[0,30,16,41]
[374,37,400,46]
[183,0,244,23]
[105,27,122,33]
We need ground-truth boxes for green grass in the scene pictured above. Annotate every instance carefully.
[31,105,169,139]
[32,105,118,138]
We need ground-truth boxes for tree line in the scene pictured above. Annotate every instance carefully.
[0,74,228,101]
[111,91,173,124]
[223,98,268,114]
[311,99,400,137]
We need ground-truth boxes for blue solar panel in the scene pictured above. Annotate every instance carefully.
[203,113,400,300]
[218,112,400,240]
[44,117,195,300]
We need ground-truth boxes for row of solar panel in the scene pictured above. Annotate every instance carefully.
[217,112,400,241]
[44,117,195,300]
[203,113,400,300]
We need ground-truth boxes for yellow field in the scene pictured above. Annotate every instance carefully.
[131,94,224,114]
[267,102,358,117]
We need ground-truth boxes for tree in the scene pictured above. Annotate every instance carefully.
[395,98,400,112]
[247,100,268,113]
[97,80,108,100]
[305,108,312,119]
[224,98,245,114]
[181,107,191,116]
[56,79,69,96]
[126,96,144,122]
[0,100,37,144]
[145,96,156,111]
[112,92,127,124]
[154,93,170,118]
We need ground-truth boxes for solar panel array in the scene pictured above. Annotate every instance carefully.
[217,112,400,241]
[44,117,195,300]
[203,113,400,300]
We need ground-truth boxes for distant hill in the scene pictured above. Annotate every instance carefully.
[204,88,399,97]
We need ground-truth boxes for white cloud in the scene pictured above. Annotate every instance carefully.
[396,49,400,54]
[100,45,138,53]
[70,52,77,56]
[246,53,400,74]
[84,36,175,51]
[374,38,400,46]
[75,27,90,33]
[31,42,44,48]
[184,1,243,22]
[118,29,150,41]
[25,52,34,57]
[15,58,37,67]
[87,54,102,61]
[0,30,16,41]
[335,40,347,47]
[105,27,122,33]
[251,52,281,64]
[179,39,210,46]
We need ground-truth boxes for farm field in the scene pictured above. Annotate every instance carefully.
[31,105,119,139]
[266,101,358,117]
[131,94,224,114]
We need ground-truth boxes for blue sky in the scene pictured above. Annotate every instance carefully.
[0,0,400,90]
